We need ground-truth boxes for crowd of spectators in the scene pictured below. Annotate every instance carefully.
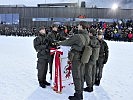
[103,20,133,42]
[0,19,133,42]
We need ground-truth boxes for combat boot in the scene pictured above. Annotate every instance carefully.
[84,86,93,92]
[95,80,100,86]
[39,83,46,88]
[68,93,82,100]
[44,81,51,86]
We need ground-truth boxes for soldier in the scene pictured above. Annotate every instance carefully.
[95,31,109,86]
[47,24,66,80]
[58,21,90,100]
[33,26,50,88]
[84,28,100,92]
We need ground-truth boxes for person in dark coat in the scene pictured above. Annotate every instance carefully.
[33,26,51,88]
[47,24,66,80]
[84,28,100,92]
[95,31,109,86]
[58,21,90,100]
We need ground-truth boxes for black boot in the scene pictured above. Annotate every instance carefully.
[44,81,51,86]
[50,73,52,80]
[68,93,82,100]
[81,94,83,99]
[39,83,46,88]
[95,80,100,86]
[84,87,93,92]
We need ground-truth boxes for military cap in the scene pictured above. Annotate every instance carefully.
[90,28,96,35]
[79,21,88,29]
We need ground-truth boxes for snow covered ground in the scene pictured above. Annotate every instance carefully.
[0,36,133,100]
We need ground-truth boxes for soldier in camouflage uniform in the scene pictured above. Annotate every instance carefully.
[84,28,100,92]
[95,31,109,86]
[47,24,66,80]
[33,26,51,88]
[58,21,90,100]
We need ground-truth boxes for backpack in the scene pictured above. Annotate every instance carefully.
[79,34,92,64]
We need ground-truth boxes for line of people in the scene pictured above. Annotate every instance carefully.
[33,21,109,100]
[33,24,65,88]
[1,20,133,42]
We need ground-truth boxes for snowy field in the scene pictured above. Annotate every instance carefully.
[0,36,133,100]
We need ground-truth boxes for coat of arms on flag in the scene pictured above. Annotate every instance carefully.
[50,46,73,93]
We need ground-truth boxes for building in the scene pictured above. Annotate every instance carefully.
[0,3,133,28]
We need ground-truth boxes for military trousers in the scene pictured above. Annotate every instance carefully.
[49,54,54,80]
[85,62,96,87]
[37,58,48,84]
[95,58,104,81]
[71,51,85,95]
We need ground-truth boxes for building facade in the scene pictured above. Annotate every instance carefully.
[0,6,133,28]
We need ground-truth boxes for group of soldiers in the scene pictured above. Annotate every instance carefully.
[0,27,36,36]
[33,21,109,100]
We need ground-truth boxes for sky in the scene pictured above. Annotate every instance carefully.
[0,36,133,100]
[0,0,133,8]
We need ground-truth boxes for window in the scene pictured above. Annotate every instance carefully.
[0,14,19,25]
[0,14,6,24]
[13,14,19,24]
[5,14,12,24]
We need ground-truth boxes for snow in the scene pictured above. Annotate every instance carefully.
[0,36,133,100]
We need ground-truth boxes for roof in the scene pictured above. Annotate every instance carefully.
[0,5,26,7]
[37,3,78,7]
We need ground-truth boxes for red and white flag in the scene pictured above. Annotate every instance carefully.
[50,46,73,94]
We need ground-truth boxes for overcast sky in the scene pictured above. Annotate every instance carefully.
[0,0,133,8]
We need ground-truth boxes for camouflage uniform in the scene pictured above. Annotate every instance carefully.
[84,36,100,92]
[95,31,109,86]
[59,29,90,100]
[33,29,51,88]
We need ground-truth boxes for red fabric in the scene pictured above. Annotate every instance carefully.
[65,61,72,79]
[50,48,63,93]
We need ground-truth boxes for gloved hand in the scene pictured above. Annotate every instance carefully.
[57,46,61,49]
[52,41,60,46]
[52,42,56,46]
